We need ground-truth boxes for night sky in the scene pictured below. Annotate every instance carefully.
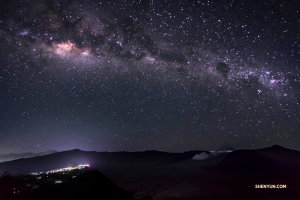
[0,0,299,154]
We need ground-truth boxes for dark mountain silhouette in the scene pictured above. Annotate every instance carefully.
[256,145,300,168]
[0,145,299,200]
[0,145,299,175]
[0,149,204,174]
[0,150,57,163]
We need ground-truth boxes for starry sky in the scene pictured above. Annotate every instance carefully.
[0,0,299,154]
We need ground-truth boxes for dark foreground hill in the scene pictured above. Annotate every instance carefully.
[0,169,132,200]
[0,145,299,200]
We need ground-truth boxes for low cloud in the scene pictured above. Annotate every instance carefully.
[192,150,234,160]
[192,152,210,160]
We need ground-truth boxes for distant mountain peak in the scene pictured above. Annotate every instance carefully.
[269,144,286,149]
[271,144,282,147]
[69,148,82,152]
[257,144,295,153]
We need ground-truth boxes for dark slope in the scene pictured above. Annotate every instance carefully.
[256,145,300,168]
[0,150,57,163]
[0,149,90,174]
[210,147,300,200]
[31,170,132,200]
[0,169,132,200]
[215,149,295,175]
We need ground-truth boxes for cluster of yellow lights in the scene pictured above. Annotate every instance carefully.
[45,164,90,174]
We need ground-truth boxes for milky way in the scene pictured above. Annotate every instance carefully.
[0,0,299,153]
